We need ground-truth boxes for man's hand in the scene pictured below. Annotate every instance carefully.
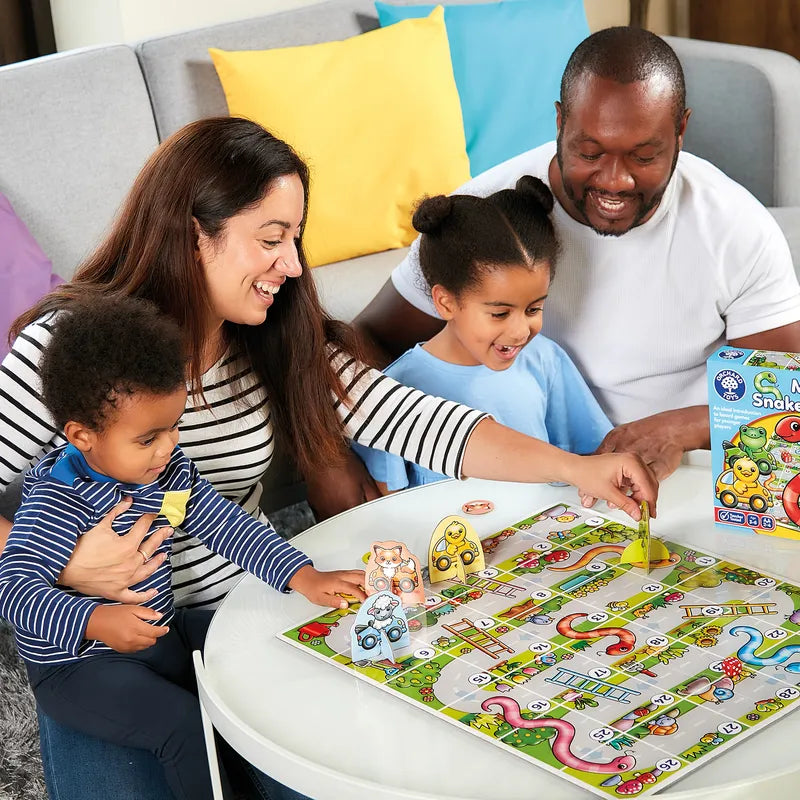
[305,450,380,521]
[84,604,168,653]
[595,406,710,479]
[288,565,367,609]
[579,406,709,510]
[58,497,173,603]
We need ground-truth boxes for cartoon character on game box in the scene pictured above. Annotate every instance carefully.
[714,456,775,513]
[721,424,776,475]
[773,415,800,525]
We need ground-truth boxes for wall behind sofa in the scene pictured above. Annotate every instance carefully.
[51,0,682,51]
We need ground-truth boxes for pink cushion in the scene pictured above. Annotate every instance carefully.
[0,193,63,359]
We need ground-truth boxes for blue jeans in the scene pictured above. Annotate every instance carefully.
[39,712,312,800]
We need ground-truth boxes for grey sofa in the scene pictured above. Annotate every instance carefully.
[2,0,800,514]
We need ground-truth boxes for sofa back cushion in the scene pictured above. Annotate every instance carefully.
[0,46,159,280]
[208,7,470,267]
[668,35,800,207]
[137,0,381,141]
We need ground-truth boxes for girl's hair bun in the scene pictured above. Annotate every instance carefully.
[413,194,455,234]
[515,175,554,214]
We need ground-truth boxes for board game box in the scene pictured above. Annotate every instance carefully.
[279,502,800,797]
[708,346,800,541]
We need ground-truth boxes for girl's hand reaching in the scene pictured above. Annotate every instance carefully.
[288,565,366,609]
[568,452,658,521]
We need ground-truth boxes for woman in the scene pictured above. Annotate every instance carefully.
[0,117,656,799]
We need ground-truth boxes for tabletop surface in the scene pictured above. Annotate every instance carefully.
[203,456,800,800]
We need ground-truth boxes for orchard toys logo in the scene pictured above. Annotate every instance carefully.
[718,349,745,360]
[714,369,746,402]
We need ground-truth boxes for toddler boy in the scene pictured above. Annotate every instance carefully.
[0,296,364,800]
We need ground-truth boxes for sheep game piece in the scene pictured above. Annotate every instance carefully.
[364,541,425,606]
[349,591,409,662]
[427,515,485,583]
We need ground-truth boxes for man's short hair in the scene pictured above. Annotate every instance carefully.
[560,26,686,131]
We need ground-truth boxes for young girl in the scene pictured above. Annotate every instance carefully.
[354,176,612,491]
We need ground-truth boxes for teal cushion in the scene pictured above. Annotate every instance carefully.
[375,0,589,175]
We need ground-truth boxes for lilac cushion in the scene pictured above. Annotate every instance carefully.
[0,192,63,359]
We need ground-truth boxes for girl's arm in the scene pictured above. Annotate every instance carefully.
[461,418,656,520]
[334,353,657,520]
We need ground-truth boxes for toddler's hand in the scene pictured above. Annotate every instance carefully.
[288,565,366,609]
[84,604,168,653]
[568,453,658,521]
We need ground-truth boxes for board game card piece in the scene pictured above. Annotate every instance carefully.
[461,499,494,515]
[350,591,410,662]
[427,515,485,583]
[364,540,425,606]
[619,501,670,573]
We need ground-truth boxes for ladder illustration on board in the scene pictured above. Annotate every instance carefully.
[545,667,641,703]
[462,577,526,599]
[442,618,513,659]
[678,602,777,620]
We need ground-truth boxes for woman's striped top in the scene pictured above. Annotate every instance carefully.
[0,313,486,609]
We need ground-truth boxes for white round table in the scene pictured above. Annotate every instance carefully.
[202,455,800,799]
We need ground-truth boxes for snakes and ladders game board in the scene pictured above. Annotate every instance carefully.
[279,502,800,797]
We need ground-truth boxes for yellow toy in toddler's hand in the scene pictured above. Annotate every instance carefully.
[619,501,670,575]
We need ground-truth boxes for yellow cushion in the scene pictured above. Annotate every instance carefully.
[209,6,470,267]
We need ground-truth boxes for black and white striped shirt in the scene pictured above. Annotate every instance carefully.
[0,313,486,609]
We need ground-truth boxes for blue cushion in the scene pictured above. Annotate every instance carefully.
[375,0,590,175]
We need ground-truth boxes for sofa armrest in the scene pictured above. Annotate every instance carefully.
[666,36,800,207]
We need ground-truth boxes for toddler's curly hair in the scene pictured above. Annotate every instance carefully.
[40,295,187,431]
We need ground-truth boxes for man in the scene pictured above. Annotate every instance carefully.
[352,25,800,487]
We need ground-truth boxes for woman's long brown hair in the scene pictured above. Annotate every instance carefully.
[12,117,365,475]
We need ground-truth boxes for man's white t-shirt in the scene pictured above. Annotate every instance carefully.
[392,142,800,425]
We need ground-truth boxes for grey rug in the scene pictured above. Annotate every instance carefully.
[0,501,315,800]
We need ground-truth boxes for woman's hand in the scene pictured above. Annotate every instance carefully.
[569,452,658,521]
[58,497,173,603]
[288,565,366,609]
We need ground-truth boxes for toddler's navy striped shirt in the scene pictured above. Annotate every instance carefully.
[0,444,311,664]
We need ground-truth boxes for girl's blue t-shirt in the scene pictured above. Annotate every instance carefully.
[352,334,612,491]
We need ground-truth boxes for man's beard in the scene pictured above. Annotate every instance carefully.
[555,133,679,237]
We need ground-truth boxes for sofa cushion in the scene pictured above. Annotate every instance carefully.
[667,36,800,207]
[209,7,469,267]
[0,193,62,359]
[0,46,159,280]
[375,0,589,175]
[314,247,408,323]
[136,0,381,141]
